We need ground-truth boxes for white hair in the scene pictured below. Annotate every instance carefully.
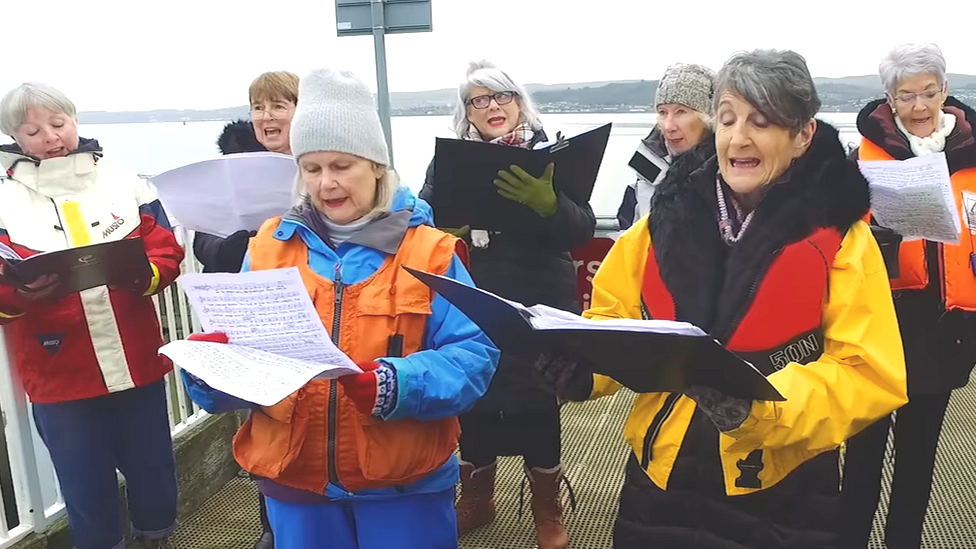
[291,163,400,219]
[452,60,543,139]
[0,82,77,137]
[879,43,947,96]
[696,111,714,131]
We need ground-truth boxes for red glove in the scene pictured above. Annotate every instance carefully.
[338,361,397,416]
[187,332,230,344]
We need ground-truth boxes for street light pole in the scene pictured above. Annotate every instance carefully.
[370,0,395,167]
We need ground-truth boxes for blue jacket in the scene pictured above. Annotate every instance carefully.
[182,186,499,500]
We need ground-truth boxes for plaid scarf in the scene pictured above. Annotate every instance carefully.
[466,121,536,148]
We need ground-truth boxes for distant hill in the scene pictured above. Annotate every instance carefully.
[76,75,976,124]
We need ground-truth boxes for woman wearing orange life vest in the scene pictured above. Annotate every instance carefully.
[841,43,976,549]
[533,49,908,548]
[181,67,500,549]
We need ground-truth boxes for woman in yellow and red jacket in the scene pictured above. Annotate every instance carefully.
[182,68,499,549]
[535,50,908,549]
[841,43,976,549]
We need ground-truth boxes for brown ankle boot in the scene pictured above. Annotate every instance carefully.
[527,466,570,549]
[456,461,497,535]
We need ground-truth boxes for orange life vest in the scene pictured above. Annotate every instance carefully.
[859,138,976,311]
[641,227,842,488]
[233,217,462,494]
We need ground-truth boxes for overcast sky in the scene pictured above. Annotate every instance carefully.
[2,0,973,112]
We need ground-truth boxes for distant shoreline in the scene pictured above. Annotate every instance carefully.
[78,105,865,125]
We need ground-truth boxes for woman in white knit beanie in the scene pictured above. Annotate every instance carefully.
[181,68,499,549]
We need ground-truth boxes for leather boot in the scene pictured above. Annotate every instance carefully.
[455,460,497,535]
[527,465,570,549]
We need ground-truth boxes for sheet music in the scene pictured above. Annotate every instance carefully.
[524,304,707,336]
[858,153,961,244]
[179,268,355,368]
[159,340,360,406]
[150,152,296,237]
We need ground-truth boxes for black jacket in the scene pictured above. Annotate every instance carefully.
[192,120,267,273]
[615,121,871,549]
[856,97,976,395]
[420,130,596,414]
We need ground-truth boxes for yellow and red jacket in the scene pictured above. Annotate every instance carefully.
[584,122,907,497]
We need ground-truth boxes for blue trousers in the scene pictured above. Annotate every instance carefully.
[33,380,179,549]
[266,489,458,549]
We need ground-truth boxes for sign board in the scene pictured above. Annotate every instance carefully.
[336,0,432,36]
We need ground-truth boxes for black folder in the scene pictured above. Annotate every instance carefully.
[0,238,152,300]
[429,123,612,231]
[405,266,784,402]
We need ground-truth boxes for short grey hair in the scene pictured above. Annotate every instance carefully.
[713,49,821,135]
[879,43,947,96]
[452,60,543,139]
[0,82,77,138]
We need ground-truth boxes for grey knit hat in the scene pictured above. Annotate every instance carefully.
[654,63,716,114]
[290,68,390,165]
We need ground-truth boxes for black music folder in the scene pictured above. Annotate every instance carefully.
[0,238,152,299]
[405,266,784,402]
[429,123,612,231]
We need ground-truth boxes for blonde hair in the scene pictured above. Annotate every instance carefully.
[249,71,300,106]
[292,162,400,219]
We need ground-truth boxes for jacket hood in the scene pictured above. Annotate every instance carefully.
[217,119,267,155]
[0,137,102,170]
[642,125,669,160]
[857,96,976,172]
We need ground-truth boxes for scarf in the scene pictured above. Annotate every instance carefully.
[465,121,537,149]
[895,110,957,156]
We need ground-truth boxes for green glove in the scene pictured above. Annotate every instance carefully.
[438,225,471,238]
[494,163,558,217]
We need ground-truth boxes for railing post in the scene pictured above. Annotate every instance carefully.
[0,330,53,532]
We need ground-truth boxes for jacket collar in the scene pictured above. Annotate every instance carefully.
[0,138,104,197]
[279,198,413,255]
[648,120,870,340]
[857,96,976,173]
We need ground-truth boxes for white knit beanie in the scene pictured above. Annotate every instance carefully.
[290,68,390,166]
[655,63,716,114]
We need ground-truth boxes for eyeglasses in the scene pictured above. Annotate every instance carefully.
[250,102,293,120]
[892,89,943,106]
[467,91,516,110]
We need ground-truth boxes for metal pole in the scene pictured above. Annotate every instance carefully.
[370,0,394,167]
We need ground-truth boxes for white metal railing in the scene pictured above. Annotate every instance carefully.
[0,225,207,546]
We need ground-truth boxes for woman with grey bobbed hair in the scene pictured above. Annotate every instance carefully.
[420,60,595,549]
[842,43,976,549]
[533,49,907,548]
[0,83,184,549]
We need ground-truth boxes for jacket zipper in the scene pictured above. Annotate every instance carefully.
[641,392,681,469]
[328,263,344,487]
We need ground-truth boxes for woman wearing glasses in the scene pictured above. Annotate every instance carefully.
[419,60,595,549]
[842,43,976,549]
[192,70,299,549]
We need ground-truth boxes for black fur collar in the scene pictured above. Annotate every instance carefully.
[648,120,870,340]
